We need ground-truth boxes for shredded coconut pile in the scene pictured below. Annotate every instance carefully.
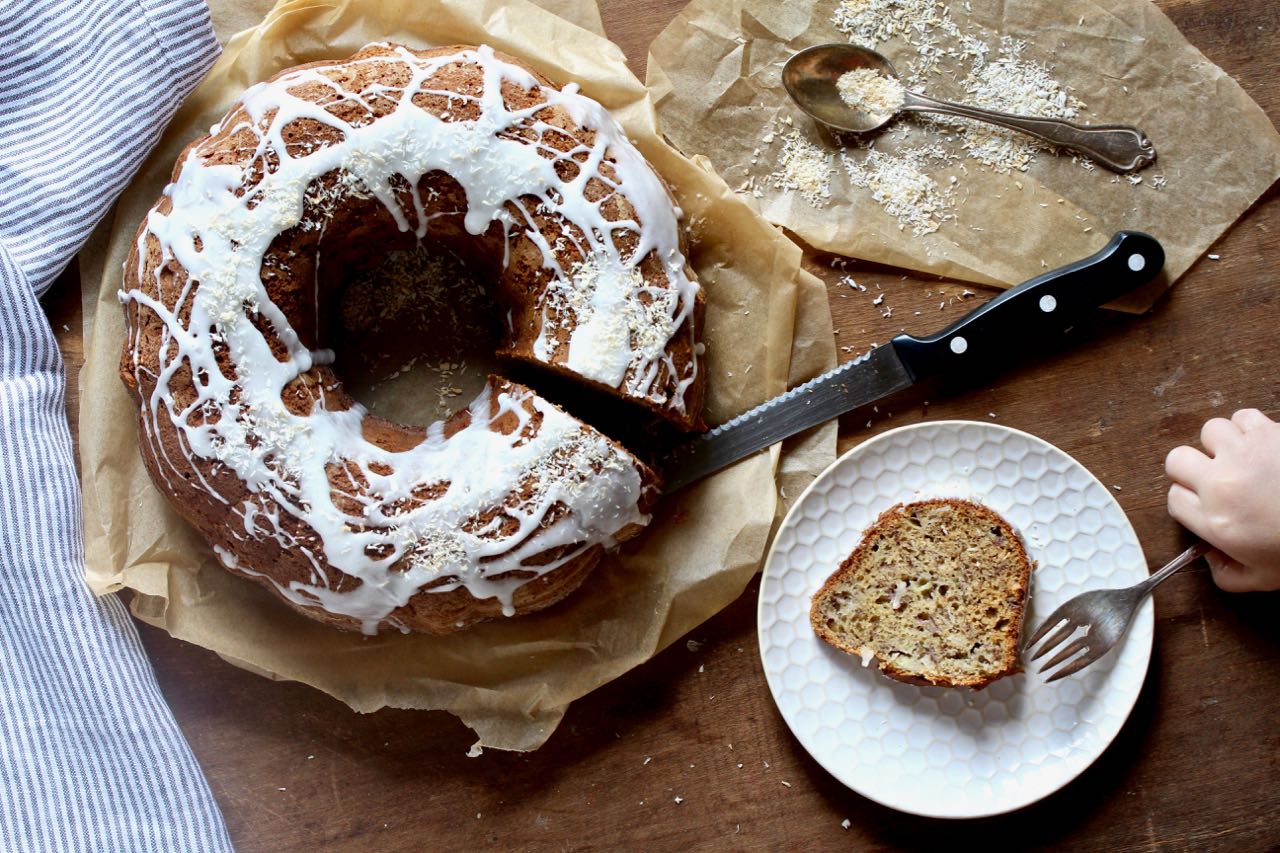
[831,0,987,82]
[836,68,906,117]
[768,129,835,207]
[840,144,955,235]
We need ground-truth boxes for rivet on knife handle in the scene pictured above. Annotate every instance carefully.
[890,231,1164,382]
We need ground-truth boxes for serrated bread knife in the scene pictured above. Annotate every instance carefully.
[660,231,1164,492]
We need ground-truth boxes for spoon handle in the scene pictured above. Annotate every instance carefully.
[900,91,1156,173]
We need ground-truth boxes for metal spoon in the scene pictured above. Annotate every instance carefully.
[782,43,1156,173]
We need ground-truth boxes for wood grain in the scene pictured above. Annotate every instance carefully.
[49,1,1280,850]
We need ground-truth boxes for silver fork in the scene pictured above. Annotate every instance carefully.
[1024,541,1211,682]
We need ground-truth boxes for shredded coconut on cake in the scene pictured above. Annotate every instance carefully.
[536,250,680,389]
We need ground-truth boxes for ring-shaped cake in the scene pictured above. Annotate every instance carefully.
[119,44,705,634]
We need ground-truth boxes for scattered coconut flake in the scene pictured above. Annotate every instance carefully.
[842,819,852,830]
[830,2,1092,187]
[831,0,983,81]
[948,38,1085,174]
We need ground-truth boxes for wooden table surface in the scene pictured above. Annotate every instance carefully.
[49,0,1279,849]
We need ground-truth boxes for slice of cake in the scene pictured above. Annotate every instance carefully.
[809,499,1032,689]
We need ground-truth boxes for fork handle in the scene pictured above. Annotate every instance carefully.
[1136,541,1212,595]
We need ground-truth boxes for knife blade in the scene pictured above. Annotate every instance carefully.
[660,230,1164,492]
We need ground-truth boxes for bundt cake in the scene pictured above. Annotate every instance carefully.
[118,43,705,635]
[810,499,1031,688]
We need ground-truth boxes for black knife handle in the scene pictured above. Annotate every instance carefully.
[889,231,1164,381]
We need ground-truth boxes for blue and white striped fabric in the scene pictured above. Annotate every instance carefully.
[1,2,233,850]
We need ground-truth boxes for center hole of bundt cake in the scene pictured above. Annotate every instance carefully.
[327,242,503,429]
[282,168,682,448]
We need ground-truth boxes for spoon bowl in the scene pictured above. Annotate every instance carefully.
[782,42,1156,172]
[782,43,902,134]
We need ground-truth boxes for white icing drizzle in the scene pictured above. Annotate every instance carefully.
[119,44,696,634]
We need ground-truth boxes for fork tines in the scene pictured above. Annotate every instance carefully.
[1024,612,1098,683]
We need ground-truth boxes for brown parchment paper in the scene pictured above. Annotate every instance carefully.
[77,0,837,751]
[648,0,1280,312]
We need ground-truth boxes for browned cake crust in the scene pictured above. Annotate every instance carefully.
[810,499,1033,689]
[118,44,698,634]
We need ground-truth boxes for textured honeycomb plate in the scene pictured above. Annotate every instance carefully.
[758,420,1150,818]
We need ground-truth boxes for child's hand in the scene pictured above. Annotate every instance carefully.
[1165,408,1280,592]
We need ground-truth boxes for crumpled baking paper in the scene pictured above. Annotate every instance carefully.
[648,0,1280,311]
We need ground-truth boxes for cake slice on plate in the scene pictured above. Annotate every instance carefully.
[810,499,1032,689]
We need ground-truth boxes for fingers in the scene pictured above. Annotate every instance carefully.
[1166,483,1206,534]
[1165,444,1211,488]
[1204,550,1256,593]
[1200,417,1242,456]
[1231,408,1275,432]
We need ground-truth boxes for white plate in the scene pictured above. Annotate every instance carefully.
[758,420,1150,818]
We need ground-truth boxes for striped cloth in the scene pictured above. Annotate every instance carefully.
[0,2,233,851]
